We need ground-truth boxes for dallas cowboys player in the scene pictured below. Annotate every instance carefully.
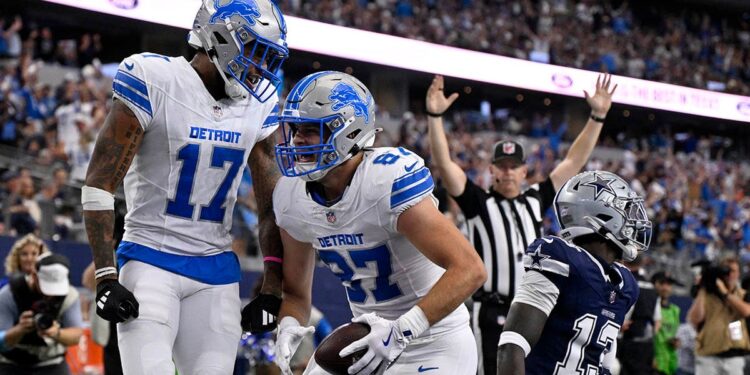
[81,0,288,373]
[497,171,651,375]
[271,71,486,375]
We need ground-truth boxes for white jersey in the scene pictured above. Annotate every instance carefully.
[274,147,469,337]
[112,53,278,257]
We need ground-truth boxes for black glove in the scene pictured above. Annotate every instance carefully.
[241,293,282,333]
[96,279,139,323]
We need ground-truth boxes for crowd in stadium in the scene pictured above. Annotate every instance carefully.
[1,10,750,274]
[278,0,750,95]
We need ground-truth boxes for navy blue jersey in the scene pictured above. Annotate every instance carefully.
[522,236,639,375]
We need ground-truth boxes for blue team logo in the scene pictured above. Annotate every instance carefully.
[329,83,372,124]
[210,0,261,25]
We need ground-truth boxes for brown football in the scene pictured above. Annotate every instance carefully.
[314,322,370,375]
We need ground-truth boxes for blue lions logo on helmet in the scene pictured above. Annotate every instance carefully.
[329,83,371,124]
[210,0,261,25]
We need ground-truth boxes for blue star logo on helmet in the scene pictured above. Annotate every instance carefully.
[329,83,371,124]
[210,0,261,25]
[582,173,617,199]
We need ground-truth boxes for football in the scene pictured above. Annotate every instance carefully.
[314,322,371,374]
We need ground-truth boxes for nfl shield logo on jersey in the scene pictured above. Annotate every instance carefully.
[212,105,223,120]
[326,211,336,224]
[609,290,616,304]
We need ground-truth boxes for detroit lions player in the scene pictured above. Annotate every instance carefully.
[271,71,486,375]
[497,171,651,374]
[81,0,288,373]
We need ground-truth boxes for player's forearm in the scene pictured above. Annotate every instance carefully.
[248,137,284,296]
[257,217,283,296]
[497,345,526,375]
[417,262,485,325]
[278,293,311,326]
[83,210,117,278]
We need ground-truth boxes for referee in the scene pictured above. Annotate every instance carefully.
[425,74,618,375]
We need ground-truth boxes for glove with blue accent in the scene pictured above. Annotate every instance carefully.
[274,316,315,375]
[339,307,430,375]
[96,279,139,323]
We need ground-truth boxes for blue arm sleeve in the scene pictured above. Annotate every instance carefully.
[313,317,333,347]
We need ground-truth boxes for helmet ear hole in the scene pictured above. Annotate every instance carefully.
[213,32,228,45]
[596,214,613,222]
[346,129,361,140]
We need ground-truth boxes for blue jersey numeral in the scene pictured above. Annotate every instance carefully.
[166,143,244,223]
[372,147,413,166]
[318,245,403,303]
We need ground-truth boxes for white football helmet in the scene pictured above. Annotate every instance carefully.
[275,71,379,181]
[554,171,651,261]
[188,0,288,102]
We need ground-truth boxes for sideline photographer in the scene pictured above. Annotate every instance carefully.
[687,256,750,375]
[0,253,83,374]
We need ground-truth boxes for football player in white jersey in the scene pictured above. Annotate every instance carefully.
[81,0,289,373]
[271,71,487,375]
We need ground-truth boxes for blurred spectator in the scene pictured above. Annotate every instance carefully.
[687,256,750,375]
[676,322,697,375]
[653,271,682,375]
[279,0,750,94]
[0,253,83,374]
[0,234,48,288]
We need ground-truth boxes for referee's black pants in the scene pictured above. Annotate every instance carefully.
[475,301,510,375]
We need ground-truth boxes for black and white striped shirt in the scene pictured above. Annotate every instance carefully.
[453,178,555,300]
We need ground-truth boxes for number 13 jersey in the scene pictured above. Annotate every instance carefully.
[516,236,639,375]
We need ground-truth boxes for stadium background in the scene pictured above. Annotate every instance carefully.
[0,0,749,372]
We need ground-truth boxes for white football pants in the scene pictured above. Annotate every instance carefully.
[117,260,241,375]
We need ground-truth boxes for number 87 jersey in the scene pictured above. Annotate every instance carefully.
[113,53,278,263]
[273,147,470,337]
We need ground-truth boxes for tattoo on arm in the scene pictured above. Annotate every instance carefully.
[83,100,144,277]
[248,135,283,294]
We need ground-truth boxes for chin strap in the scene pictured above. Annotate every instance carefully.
[583,216,637,261]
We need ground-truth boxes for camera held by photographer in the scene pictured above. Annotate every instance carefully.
[0,253,83,374]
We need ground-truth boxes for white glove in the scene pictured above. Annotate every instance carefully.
[339,307,429,375]
[274,316,315,375]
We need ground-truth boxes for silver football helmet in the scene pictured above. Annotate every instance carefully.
[554,171,651,261]
[275,71,379,181]
[188,0,288,102]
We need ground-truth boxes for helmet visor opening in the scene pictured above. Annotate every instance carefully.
[274,115,341,178]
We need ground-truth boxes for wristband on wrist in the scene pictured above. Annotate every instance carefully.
[499,331,531,357]
[590,114,606,123]
[425,106,445,118]
[94,267,117,280]
[263,256,283,264]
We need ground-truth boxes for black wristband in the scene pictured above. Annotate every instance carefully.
[426,109,445,118]
[590,114,606,123]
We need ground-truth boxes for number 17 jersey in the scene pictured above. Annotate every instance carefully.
[112,53,278,259]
